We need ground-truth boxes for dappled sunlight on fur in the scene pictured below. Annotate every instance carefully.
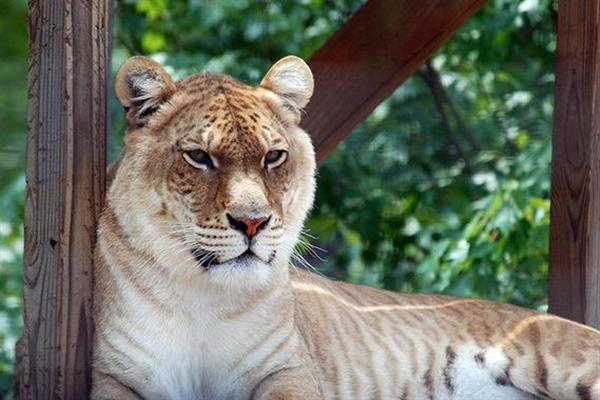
[291,281,478,313]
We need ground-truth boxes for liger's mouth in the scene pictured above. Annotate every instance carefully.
[191,248,262,269]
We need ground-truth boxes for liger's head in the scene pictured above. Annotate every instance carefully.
[110,56,316,287]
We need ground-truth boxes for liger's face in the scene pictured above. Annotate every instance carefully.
[117,66,316,286]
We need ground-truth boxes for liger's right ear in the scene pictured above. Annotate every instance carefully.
[260,56,313,124]
[115,56,176,128]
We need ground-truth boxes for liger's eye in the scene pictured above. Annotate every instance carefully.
[183,149,214,170]
[264,150,288,169]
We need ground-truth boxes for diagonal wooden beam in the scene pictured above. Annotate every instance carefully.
[303,0,485,162]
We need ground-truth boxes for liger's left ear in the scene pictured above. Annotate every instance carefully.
[260,56,314,119]
[115,56,177,128]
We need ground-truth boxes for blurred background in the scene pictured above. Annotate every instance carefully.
[0,0,556,395]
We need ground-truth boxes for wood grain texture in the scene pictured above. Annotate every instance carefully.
[302,0,485,162]
[19,0,110,398]
[549,0,600,329]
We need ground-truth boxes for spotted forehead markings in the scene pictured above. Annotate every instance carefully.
[173,85,285,152]
[224,90,289,150]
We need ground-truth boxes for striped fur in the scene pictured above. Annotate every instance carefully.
[92,56,600,400]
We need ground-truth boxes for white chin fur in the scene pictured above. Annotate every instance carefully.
[207,257,272,289]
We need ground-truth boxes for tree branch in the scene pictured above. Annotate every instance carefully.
[419,62,474,172]
[427,63,481,152]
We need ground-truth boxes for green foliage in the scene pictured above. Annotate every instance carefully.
[0,0,27,394]
[312,0,556,309]
[0,0,557,395]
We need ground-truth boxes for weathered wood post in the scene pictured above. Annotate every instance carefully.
[549,0,600,329]
[19,0,111,397]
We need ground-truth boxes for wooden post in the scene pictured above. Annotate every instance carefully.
[303,0,485,161]
[549,0,600,329]
[19,0,111,398]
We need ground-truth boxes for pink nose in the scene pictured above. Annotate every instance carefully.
[226,214,271,239]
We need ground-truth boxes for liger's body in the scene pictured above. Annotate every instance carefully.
[92,55,600,400]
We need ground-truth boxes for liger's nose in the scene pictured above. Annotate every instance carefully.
[226,214,271,239]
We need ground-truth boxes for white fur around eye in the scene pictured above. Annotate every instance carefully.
[264,150,288,170]
[183,151,215,170]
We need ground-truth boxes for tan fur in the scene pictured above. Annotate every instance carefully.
[92,56,600,400]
